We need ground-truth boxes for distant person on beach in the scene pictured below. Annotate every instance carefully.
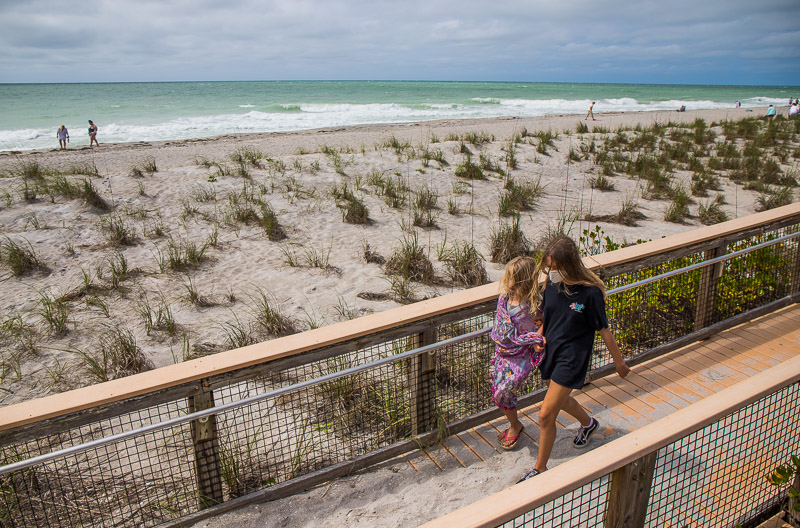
[88,120,99,147]
[56,125,69,149]
[677,105,686,112]
[766,105,776,120]
[584,101,596,121]
[490,256,545,451]
[735,101,741,108]
[790,103,799,118]
[518,236,629,482]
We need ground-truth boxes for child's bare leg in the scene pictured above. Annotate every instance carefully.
[502,407,524,437]
[535,381,573,471]
[560,395,591,427]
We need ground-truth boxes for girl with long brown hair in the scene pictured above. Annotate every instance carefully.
[519,236,629,482]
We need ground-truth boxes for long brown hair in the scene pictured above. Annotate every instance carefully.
[499,256,537,303]
[535,236,605,297]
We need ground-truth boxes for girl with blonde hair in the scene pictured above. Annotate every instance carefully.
[519,236,629,481]
[489,256,546,450]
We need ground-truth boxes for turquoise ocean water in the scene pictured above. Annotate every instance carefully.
[1,81,798,152]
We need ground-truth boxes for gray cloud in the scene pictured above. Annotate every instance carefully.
[0,0,797,83]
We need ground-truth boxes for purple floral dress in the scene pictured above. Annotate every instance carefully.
[490,295,545,410]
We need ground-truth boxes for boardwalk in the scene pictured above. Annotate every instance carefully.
[192,304,800,528]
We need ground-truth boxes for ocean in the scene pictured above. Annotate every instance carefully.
[1,81,798,152]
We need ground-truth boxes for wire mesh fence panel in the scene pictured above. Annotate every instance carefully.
[646,382,800,527]
[496,476,609,528]
[0,423,197,528]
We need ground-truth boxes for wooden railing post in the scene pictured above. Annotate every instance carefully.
[410,328,437,435]
[695,244,725,332]
[189,380,224,509]
[604,451,657,528]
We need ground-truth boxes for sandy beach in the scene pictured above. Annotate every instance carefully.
[0,106,796,407]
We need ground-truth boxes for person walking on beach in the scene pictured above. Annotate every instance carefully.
[56,125,69,150]
[88,120,99,147]
[584,101,596,121]
[518,236,629,482]
[766,105,776,121]
[490,256,546,450]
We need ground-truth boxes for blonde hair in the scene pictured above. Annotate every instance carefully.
[534,236,605,297]
[499,256,537,304]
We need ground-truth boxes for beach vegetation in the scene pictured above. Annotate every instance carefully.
[755,186,794,212]
[589,174,615,191]
[137,292,178,337]
[194,156,214,168]
[592,125,610,134]
[698,196,729,225]
[0,237,47,277]
[362,241,385,265]
[250,288,296,337]
[586,195,646,227]
[457,140,472,156]
[448,197,460,215]
[332,182,369,224]
[454,158,485,180]
[490,214,530,264]
[220,313,256,349]
[664,185,692,223]
[80,178,110,211]
[99,214,136,246]
[76,325,153,382]
[230,146,264,168]
[107,251,131,290]
[38,289,70,335]
[259,203,286,241]
[68,162,99,177]
[439,241,487,287]
[385,231,434,283]
[498,176,543,217]
[154,236,209,272]
[576,122,589,134]
[387,274,417,303]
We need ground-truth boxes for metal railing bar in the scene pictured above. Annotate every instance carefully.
[0,327,490,477]
[1,229,797,477]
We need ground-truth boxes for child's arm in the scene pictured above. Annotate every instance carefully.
[599,327,630,378]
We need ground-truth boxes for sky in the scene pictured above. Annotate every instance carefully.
[0,0,798,85]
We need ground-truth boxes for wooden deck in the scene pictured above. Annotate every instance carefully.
[193,303,800,528]
[397,303,800,479]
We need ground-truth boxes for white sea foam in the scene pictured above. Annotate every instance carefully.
[0,96,781,152]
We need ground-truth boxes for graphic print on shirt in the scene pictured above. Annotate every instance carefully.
[570,302,584,313]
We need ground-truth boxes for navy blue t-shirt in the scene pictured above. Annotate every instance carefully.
[538,280,608,389]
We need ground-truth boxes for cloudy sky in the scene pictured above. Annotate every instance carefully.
[1,0,798,85]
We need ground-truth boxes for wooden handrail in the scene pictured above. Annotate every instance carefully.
[1,202,798,433]
[417,353,800,528]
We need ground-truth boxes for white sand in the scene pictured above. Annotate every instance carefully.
[0,106,790,408]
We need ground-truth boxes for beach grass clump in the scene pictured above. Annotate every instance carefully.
[250,288,296,337]
[107,251,131,289]
[99,214,136,246]
[76,326,153,382]
[589,174,615,192]
[498,177,543,217]
[454,158,485,180]
[230,146,264,168]
[385,231,434,283]
[464,131,494,145]
[664,185,692,223]
[585,195,646,227]
[0,237,48,277]
[362,241,385,265]
[489,215,530,264]
[259,203,286,241]
[80,178,110,211]
[220,314,257,349]
[479,153,503,174]
[439,241,488,287]
[755,186,794,212]
[38,289,70,335]
[137,292,178,337]
[420,147,447,166]
[690,172,721,197]
[332,182,369,224]
[155,236,209,272]
[576,122,589,134]
[698,196,729,225]
[412,184,440,227]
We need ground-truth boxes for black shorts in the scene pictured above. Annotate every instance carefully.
[539,344,592,390]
